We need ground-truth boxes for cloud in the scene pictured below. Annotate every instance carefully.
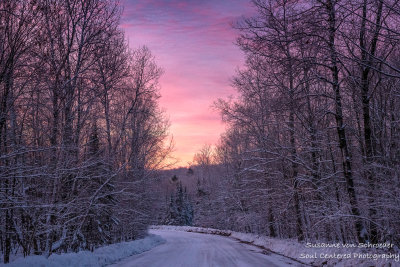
[121,0,253,166]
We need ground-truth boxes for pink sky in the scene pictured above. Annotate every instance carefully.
[121,0,253,166]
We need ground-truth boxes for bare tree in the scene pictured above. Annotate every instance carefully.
[0,0,171,263]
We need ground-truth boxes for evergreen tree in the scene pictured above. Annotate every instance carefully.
[165,182,193,226]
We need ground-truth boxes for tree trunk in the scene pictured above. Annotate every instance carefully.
[325,0,365,243]
[358,0,383,243]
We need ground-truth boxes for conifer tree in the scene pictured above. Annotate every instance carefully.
[165,182,193,226]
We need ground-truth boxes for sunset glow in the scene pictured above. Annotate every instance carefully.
[121,0,252,166]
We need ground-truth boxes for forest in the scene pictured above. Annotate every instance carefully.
[1,0,400,265]
[0,0,171,263]
[181,0,400,249]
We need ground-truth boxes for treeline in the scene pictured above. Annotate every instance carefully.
[0,0,170,263]
[193,0,400,245]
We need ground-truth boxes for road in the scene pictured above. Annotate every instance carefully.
[109,229,306,267]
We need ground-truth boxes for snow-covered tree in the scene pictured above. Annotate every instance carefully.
[165,182,194,226]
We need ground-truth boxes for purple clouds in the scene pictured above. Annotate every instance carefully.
[121,0,253,165]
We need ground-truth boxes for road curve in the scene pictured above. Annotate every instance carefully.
[109,229,305,267]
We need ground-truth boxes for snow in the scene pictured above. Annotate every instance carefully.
[4,226,398,266]
[1,234,165,267]
[151,225,399,267]
[110,229,304,267]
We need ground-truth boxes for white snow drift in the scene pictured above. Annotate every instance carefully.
[1,234,165,267]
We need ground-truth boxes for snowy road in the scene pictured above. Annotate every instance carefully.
[109,229,306,267]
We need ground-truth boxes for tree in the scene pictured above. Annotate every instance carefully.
[211,0,400,245]
[0,0,171,262]
[165,182,194,226]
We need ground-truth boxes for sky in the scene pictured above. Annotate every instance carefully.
[121,0,253,167]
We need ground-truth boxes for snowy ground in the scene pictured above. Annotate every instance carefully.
[0,234,165,267]
[109,229,306,267]
[3,226,398,266]
[151,226,398,267]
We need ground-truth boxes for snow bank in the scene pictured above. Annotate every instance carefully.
[151,225,398,267]
[229,232,397,267]
[151,225,231,236]
[2,234,165,267]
